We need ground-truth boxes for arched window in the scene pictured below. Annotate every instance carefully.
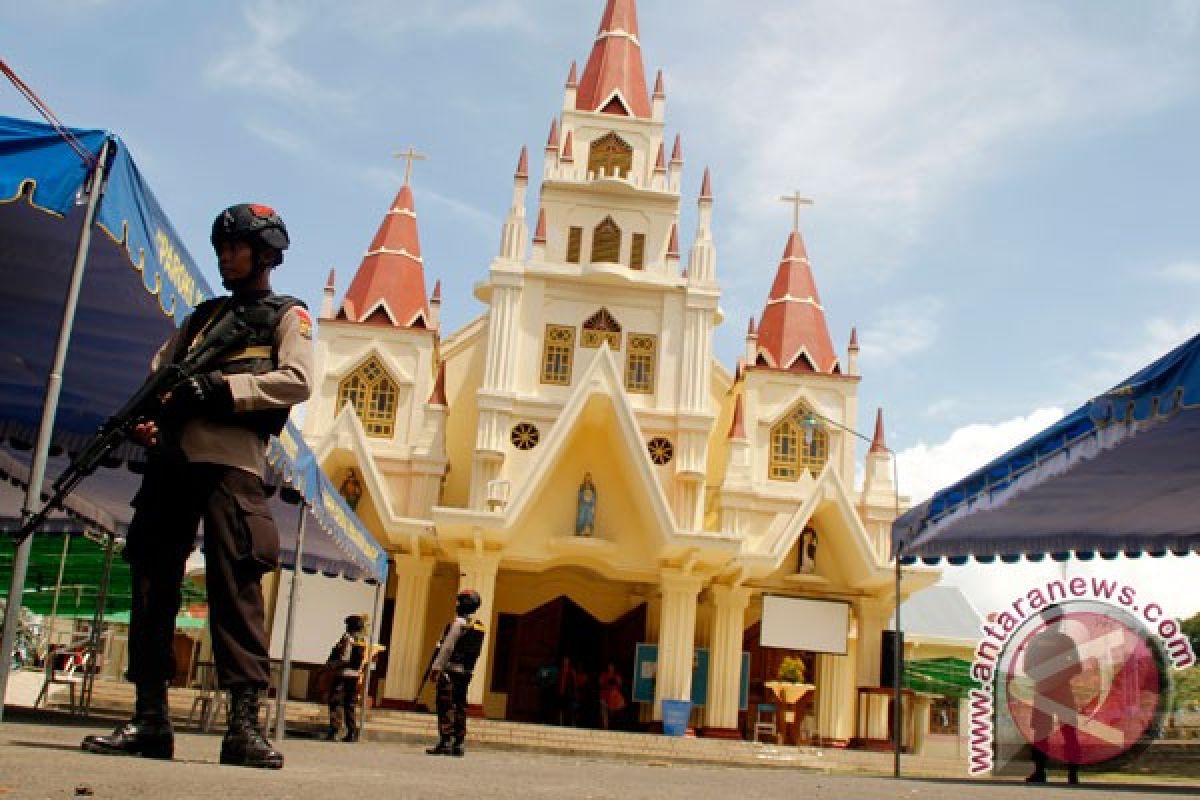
[581,308,622,350]
[588,132,633,178]
[769,404,829,480]
[338,355,399,438]
[591,216,621,264]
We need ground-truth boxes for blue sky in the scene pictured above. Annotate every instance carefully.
[4,1,1199,617]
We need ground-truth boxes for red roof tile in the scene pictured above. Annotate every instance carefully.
[576,0,651,118]
[754,230,838,373]
[338,183,430,329]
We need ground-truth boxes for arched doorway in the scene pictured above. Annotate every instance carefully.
[493,595,645,727]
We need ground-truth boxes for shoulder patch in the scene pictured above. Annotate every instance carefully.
[293,306,313,339]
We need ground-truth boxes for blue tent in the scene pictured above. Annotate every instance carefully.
[892,333,1200,562]
[0,114,386,581]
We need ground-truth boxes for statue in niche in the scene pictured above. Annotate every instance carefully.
[575,473,597,536]
[339,469,363,511]
[798,526,818,574]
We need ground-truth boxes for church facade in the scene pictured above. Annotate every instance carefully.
[303,0,936,742]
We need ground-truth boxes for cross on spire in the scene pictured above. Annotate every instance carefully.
[779,191,813,233]
[393,146,427,186]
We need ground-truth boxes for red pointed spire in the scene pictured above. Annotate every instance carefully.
[654,141,666,173]
[532,208,547,245]
[576,0,651,118]
[325,268,336,289]
[666,223,679,258]
[747,316,756,336]
[339,183,430,328]
[546,118,560,150]
[561,131,574,162]
[515,146,528,179]
[670,133,683,163]
[699,167,712,200]
[653,69,665,97]
[566,61,578,88]
[754,229,838,373]
[428,362,447,406]
[849,326,859,350]
[728,393,746,439]
[870,408,888,454]
[431,279,442,303]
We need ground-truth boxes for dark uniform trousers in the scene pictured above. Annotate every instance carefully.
[327,676,359,730]
[435,670,470,741]
[124,461,278,690]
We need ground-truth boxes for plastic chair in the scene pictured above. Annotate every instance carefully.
[34,646,81,714]
[753,702,780,744]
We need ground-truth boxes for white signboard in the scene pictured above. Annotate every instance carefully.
[760,595,849,655]
[269,570,377,664]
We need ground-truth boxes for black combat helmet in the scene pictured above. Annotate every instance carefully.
[344,614,366,633]
[211,203,290,266]
[455,589,481,616]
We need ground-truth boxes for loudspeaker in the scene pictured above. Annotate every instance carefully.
[880,630,903,688]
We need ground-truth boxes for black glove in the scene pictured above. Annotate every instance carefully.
[169,371,233,418]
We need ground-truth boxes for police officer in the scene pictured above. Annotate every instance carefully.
[325,614,368,742]
[81,204,313,770]
[426,589,486,757]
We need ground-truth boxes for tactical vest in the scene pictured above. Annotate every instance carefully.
[176,292,305,437]
[446,617,487,673]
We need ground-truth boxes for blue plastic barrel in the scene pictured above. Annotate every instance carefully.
[661,699,692,736]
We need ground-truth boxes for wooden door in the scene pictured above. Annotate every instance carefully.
[505,597,565,722]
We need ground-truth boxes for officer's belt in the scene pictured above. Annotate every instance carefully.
[216,345,274,363]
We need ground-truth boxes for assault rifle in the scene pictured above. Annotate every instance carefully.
[12,304,257,544]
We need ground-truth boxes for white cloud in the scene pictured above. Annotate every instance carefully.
[1154,260,1200,285]
[670,1,1197,278]
[896,407,1065,503]
[1076,314,1200,398]
[206,1,355,113]
[857,297,942,362]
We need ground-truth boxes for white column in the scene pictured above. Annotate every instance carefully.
[382,556,436,703]
[815,637,858,744]
[653,569,703,719]
[457,549,501,708]
[705,584,750,731]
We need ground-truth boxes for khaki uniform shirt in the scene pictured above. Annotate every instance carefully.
[150,302,314,477]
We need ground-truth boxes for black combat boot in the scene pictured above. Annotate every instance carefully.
[342,704,359,742]
[82,682,174,760]
[323,725,340,742]
[426,736,453,755]
[219,686,284,769]
[450,738,465,757]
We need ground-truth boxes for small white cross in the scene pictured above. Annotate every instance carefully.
[393,146,428,186]
[779,191,814,232]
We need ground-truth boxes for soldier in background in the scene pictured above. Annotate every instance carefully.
[425,589,486,756]
[325,614,369,742]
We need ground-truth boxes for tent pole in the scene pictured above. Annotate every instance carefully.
[273,508,306,741]
[45,533,71,656]
[359,577,385,737]
[82,532,115,713]
[0,137,111,720]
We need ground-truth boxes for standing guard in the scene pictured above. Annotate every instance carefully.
[425,589,486,757]
[81,203,312,770]
[325,614,369,742]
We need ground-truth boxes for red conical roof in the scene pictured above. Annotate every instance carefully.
[699,167,713,200]
[653,141,666,172]
[338,183,430,328]
[561,131,574,161]
[428,362,447,406]
[870,408,888,454]
[515,146,529,179]
[546,118,560,150]
[325,268,336,289]
[533,208,547,244]
[670,133,683,163]
[576,0,651,118]
[666,223,679,258]
[754,230,838,373]
[849,326,859,350]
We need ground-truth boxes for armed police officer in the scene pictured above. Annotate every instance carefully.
[425,589,486,757]
[325,614,368,742]
[81,204,313,770]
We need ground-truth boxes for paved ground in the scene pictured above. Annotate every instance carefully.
[0,718,1197,800]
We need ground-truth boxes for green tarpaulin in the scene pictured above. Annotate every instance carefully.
[903,657,979,700]
[1,532,203,618]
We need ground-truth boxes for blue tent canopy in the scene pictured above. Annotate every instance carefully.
[0,114,386,582]
[893,333,1200,563]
